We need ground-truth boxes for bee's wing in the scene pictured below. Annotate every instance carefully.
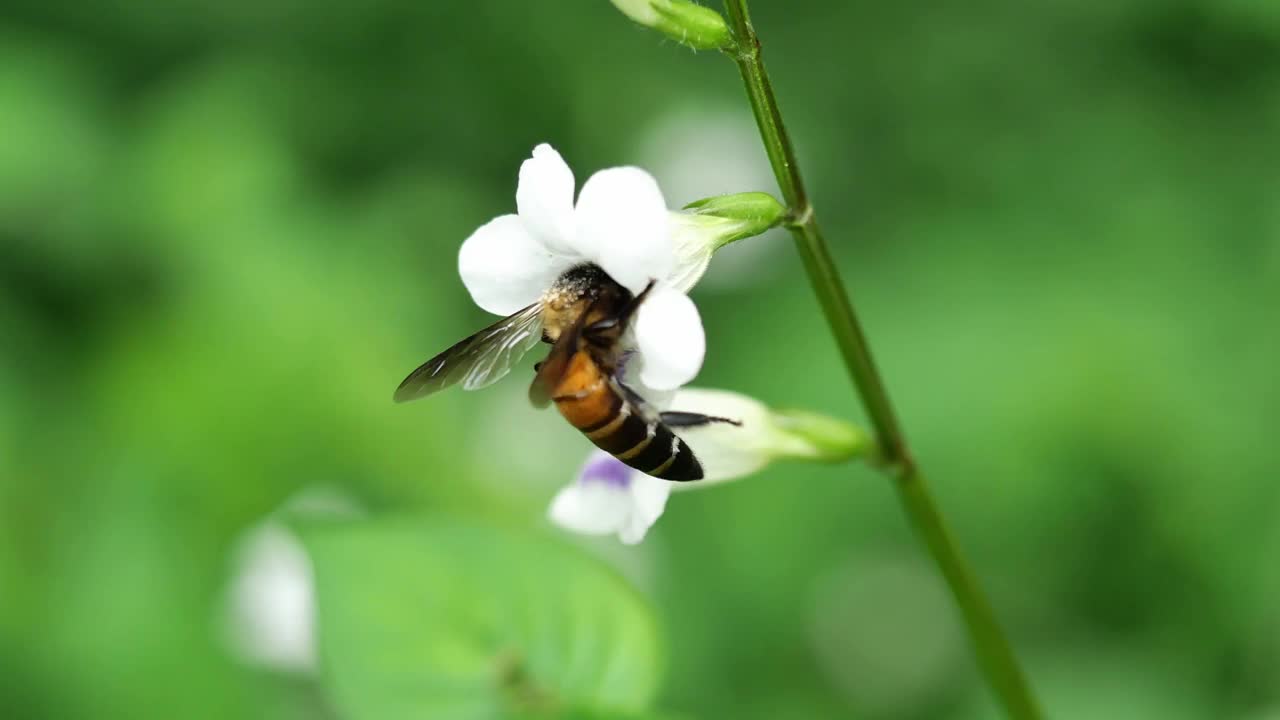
[394,303,544,403]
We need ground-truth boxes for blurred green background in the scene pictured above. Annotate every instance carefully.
[2,1,1279,718]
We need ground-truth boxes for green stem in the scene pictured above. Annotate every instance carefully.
[720,2,1043,718]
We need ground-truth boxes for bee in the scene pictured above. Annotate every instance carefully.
[394,264,736,481]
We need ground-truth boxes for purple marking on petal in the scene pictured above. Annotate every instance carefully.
[579,454,633,489]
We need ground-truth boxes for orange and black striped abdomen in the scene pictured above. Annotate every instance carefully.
[552,353,703,482]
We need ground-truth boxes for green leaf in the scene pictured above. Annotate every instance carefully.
[299,516,663,720]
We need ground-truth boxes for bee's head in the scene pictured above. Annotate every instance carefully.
[545,263,630,309]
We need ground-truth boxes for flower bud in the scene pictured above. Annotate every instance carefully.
[667,191,786,292]
[610,0,733,51]
[684,191,787,240]
[667,388,871,484]
[769,408,869,463]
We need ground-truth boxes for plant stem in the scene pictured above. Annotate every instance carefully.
[719,2,1043,718]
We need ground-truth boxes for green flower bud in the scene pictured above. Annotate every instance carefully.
[769,408,871,463]
[667,389,872,485]
[683,191,786,246]
[666,191,786,292]
[610,0,734,51]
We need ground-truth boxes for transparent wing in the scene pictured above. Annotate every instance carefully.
[394,303,544,403]
[528,295,599,409]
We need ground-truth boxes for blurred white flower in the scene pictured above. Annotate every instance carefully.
[225,523,316,672]
[222,486,358,673]
[459,143,706,389]
[549,388,868,544]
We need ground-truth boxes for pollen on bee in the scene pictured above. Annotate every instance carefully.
[540,263,630,339]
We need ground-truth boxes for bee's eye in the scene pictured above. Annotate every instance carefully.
[587,318,619,334]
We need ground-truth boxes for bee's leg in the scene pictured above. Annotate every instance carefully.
[611,379,665,424]
[660,411,743,428]
[616,380,647,408]
[617,279,657,324]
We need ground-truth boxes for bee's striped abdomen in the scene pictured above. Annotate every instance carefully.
[570,398,703,482]
[552,351,703,482]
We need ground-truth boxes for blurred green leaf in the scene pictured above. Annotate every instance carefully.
[553,711,692,720]
[299,516,663,720]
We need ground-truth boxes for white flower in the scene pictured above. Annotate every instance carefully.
[548,388,869,544]
[458,143,710,390]
[225,523,316,671]
[548,451,673,545]
[666,212,720,293]
[222,486,358,673]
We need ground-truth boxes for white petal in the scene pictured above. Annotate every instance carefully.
[548,481,632,536]
[549,451,673,544]
[574,167,673,294]
[516,144,578,256]
[547,451,635,536]
[670,388,769,424]
[666,388,773,485]
[226,524,316,671]
[618,473,672,545]
[633,287,705,390]
[665,212,718,293]
[610,0,660,25]
[458,214,563,315]
[617,349,676,411]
